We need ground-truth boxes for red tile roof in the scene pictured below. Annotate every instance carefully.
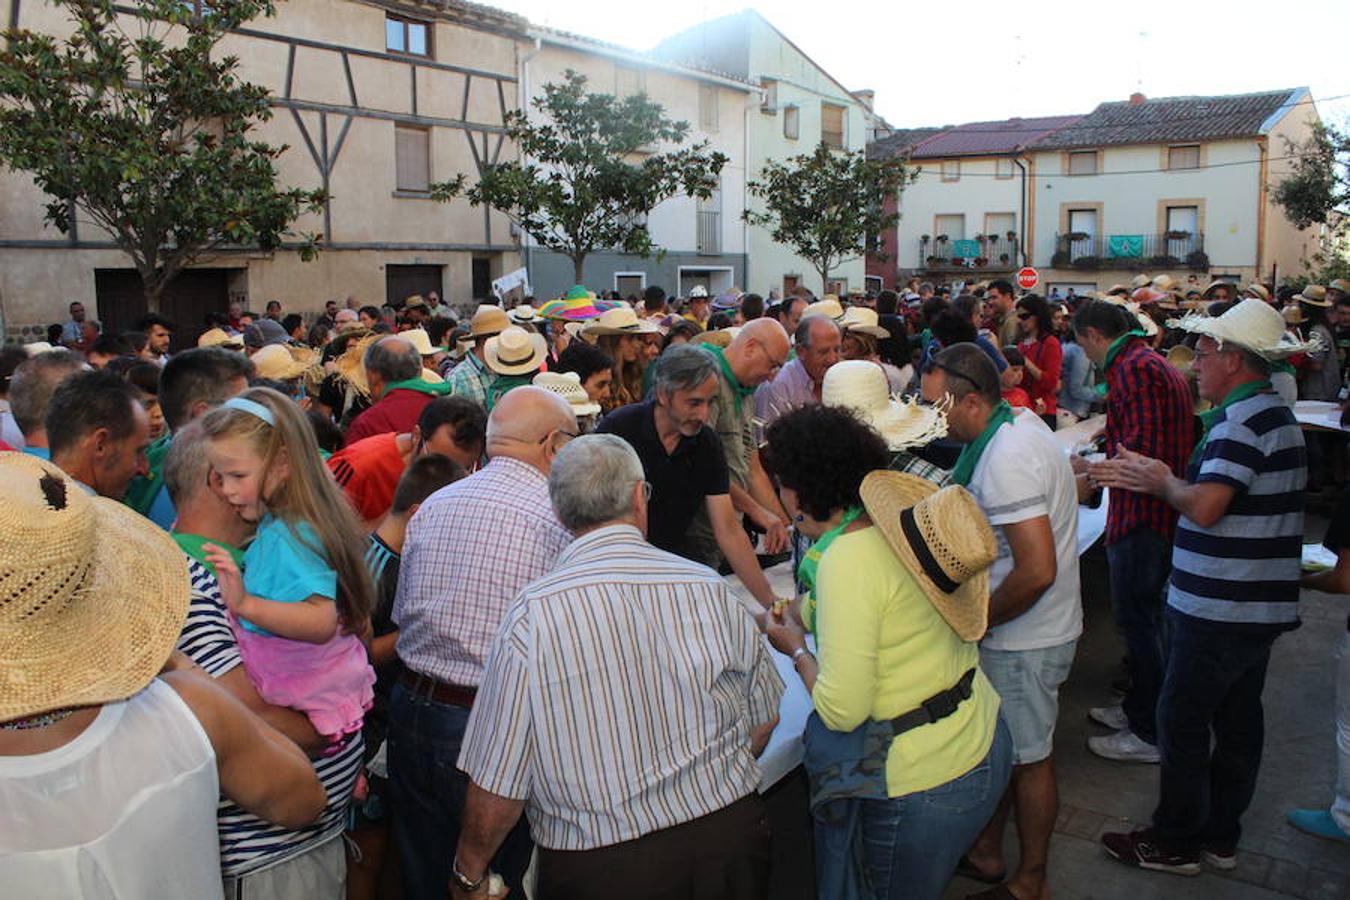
[908,115,1083,158]
[1030,89,1303,150]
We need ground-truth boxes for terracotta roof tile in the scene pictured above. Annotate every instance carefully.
[1030,89,1302,149]
[909,115,1083,158]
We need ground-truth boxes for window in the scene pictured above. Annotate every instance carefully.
[1067,208,1097,261]
[386,15,429,57]
[827,279,847,296]
[783,105,800,140]
[940,160,960,182]
[615,65,645,99]
[934,214,965,241]
[1166,205,1198,234]
[985,213,1016,242]
[471,258,492,300]
[395,125,430,193]
[760,77,778,112]
[699,84,719,133]
[1067,151,1098,175]
[821,103,846,149]
[697,179,722,254]
[615,273,646,297]
[995,158,1014,179]
[1167,145,1200,170]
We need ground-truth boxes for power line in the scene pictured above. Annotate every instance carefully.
[907,152,1316,179]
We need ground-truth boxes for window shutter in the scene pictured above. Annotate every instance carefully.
[396,126,430,192]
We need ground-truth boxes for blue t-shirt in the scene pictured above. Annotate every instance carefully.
[241,514,338,635]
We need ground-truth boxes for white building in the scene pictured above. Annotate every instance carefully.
[654,10,869,297]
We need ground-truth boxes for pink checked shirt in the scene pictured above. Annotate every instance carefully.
[392,456,571,687]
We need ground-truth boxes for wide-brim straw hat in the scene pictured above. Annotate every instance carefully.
[1283,305,1306,325]
[509,305,538,325]
[1105,284,1130,296]
[484,326,548,375]
[582,306,662,337]
[533,370,601,417]
[1201,279,1234,299]
[1131,286,1167,306]
[537,286,617,321]
[838,307,890,339]
[334,332,380,396]
[1130,274,1152,289]
[691,329,732,348]
[802,298,846,322]
[198,327,244,350]
[470,305,511,338]
[1297,284,1331,307]
[1171,297,1321,359]
[1166,344,1195,373]
[860,472,997,642]
[0,455,189,720]
[400,328,440,356]
[251,343,310,381]
[1152,273,1178,292]
[1243,283,1271,302]
[822,361,947,451]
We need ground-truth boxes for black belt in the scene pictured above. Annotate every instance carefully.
[888,668,976,737]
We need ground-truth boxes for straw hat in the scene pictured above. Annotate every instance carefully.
[1105,284,1130,296]
[859,472,997,642]
[334,332,380,396]
[469,305,510,339]
[1200,279,1234,299]
[822,361,947,451]
[403,295,428,311]
[1107,297,1159,337]
[691,329,732,348]
[0,454,189,720]
[197,327,243,350]
[484,326,548,375]
[1131,286,1167,306]
[688,285,709,299]
[1152,273,1178,292]
[1243,283,1271,302]
[533,371,601,417]
[420,366,444,384]
[400,328,440,356]
[1282,305,1306,325]
[1297,284,1331,307]
[1166,344,1195,373]
[838,307,891,339]
[802,298,846,322]
[1329,279,1350,296]
[250,344,309,381]
[1171,298,1320,359]
[1130,274,1152,289]
[509,305,538,325]
[582,306,661,337]
[23,341,53,356]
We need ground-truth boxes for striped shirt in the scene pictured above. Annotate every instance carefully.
[393,456,571,687]
[175,558,361,876]
[458,525,784,851]
[1168,391,1306,627]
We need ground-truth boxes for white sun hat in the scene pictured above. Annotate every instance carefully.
[484,325,548,375]
[839,306,891,339]
[822,360,948,451]
[582,306,661,338]
[1171,297,1322,359]
[532,371,601,417]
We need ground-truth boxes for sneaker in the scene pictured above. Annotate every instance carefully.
[1088,729,1161,763]
[1201,843,1236,870]
[1287,809,1350,842]
[1102,828,1201,876]
[1089,704,1129,730]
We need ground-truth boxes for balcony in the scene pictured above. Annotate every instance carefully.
[916,235,1020,274]
[697,210,722,255]
[1049,232,1208,272]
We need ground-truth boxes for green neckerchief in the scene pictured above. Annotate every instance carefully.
[1271,360,1295,375]
[486,374,533,411]
[797,506,863,635]
[1190,379,1273,466]
[171,532,244,578]
[124,432,173,516]
[700,344,756,415]
[1093,330,1148,397]
[950,400,1015,486]
[380,377,453,397]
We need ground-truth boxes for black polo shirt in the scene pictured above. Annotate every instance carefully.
[597,399,730,560]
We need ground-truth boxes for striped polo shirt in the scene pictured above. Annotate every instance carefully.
[1168,390,1306,627]
[457,524,784,851]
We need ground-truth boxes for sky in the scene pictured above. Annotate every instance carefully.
[496,0,1350,132]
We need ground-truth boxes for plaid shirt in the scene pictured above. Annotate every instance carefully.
[1104,337,1196,544]
[392,456,571,686]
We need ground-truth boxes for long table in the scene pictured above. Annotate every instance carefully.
[730,476,1109,791]
[1294,400,1350,434]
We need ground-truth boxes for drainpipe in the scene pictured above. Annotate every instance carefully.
[1014,156,1029,267]
[518,37,543,282]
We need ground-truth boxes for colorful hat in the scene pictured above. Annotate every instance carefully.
[537,286,617,321]
[712,291,741,312]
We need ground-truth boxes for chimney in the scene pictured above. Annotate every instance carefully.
[1129,92,1147,105]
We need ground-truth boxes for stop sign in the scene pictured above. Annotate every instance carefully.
[1016,267,1039,291]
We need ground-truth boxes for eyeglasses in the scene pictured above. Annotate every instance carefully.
[636,480,653,501]
[922,359,984,393]
[495,427,579,446]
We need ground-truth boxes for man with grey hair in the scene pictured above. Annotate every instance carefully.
[345,334,434,443]
[598,344,781,609]
[754,313,842,433]
[8,349,84,459]
[451,434,783,899]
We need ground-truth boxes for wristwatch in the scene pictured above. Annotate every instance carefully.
[451,856,486,894]
[791,646,813,667]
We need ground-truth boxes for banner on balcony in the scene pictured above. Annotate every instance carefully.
[1107,235,1143,258]
[951,239,980,259]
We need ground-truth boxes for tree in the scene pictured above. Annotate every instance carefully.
[1273,121,1350,278]
[435,69,727,284]
[744,144,915,291]
[0,0,326,312]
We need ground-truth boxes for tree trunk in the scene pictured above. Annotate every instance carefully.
[817,263,831,296]
[572,255,586,286]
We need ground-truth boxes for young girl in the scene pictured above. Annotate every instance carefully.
[200,387,376,749]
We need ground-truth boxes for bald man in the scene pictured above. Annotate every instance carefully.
[389,385,576,899]
[690,318,792,564]
[345,335,433,443]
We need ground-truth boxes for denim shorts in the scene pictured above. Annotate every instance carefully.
[979,641,1077,765]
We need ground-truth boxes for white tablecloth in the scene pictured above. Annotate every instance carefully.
[728,489,1110,792]
[1294,400,1349,433]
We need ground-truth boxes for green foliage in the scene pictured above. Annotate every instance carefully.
[1274,121,1349,230]
[434,69,727,283]
[0,0,326,309]
[744,144,915,289]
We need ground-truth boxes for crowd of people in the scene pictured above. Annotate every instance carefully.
[0,271,1347,900]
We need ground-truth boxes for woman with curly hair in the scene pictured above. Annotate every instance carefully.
[762,404,1010,900]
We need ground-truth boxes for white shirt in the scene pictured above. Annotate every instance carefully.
[968,410,1083,652]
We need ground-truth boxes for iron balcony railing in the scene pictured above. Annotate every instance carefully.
[916,235,1020,272]
[1049,232,1207,271]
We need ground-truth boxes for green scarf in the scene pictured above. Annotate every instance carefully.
[1093,330,1147,397]
[171,532,244,579]
[124,432,173,516]
[797,506,862,635]
[1271,360,1295,376]
[380,377,453,397]
[950,400,1015,486]
[1190,379,1272,466]
[486,374,533,411]
[700,344,757,415]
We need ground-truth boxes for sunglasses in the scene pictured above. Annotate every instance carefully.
[921,359,984,392]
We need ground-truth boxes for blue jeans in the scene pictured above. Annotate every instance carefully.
[386,682,533,900]
[1106,528,1173,743]
[858,717,1013,900]
[1153,609,1283,849]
